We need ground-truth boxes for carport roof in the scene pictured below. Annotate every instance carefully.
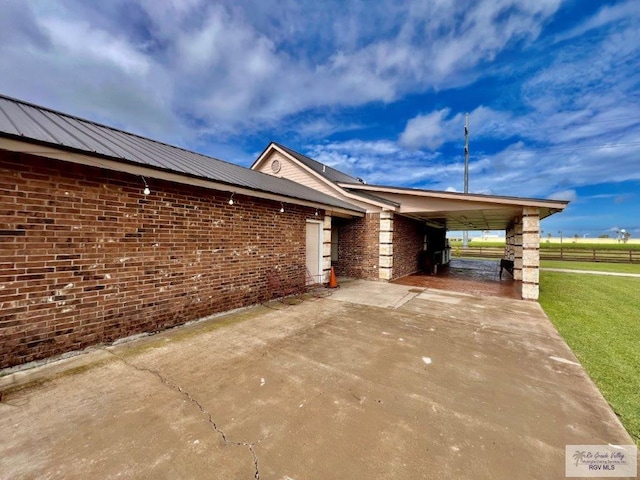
[0,94,364,215]
[339,183,569,230]
[252,142,568,228]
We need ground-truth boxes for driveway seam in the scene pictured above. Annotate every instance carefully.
[106,350,260,480]
[392,291,419,309]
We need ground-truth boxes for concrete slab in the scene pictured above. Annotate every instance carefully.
[0,282,634,479]
[330,278,420,308]
[394,259,523,299]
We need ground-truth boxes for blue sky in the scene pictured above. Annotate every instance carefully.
[1,0,638,238]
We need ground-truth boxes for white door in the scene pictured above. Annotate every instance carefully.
[306,221,322,284]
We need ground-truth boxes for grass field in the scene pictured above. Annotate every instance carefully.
[450,240,640,250]
[455,258,640,274]
[541,260,640,274]
[540,242,640,250]
[539,272,640,446]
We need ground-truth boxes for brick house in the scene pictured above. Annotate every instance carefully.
[0,95,364,369]
[252,143,569,300]
[0,95,567,369]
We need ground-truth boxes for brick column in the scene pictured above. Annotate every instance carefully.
[521,207,540,300]
[379,211,393,280]
[514,217,523,281]
[505,222,516,260]
[322,214,332,282]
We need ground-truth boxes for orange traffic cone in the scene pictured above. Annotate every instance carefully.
[328,266,339,288]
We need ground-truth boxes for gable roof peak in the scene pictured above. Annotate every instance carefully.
[271,142,362,185]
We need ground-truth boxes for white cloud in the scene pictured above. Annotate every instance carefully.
[302,130,640,200]
[290,119,364,139]
[399,106,515,150]
[0,0,565,139]
[393,1,640,195]
[303,140,444,186]
[41,18,151,76]
[554,0,638,43]
[0,0,638,207]
[548,190,577,202]
[399,109,451,150]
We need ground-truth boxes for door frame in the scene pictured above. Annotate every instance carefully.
[305,220,324,283]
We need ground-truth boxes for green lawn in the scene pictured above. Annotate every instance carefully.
[539,272,640,446]
[539,242,640,251]
[541,260,640,274]
[450,240,640,250]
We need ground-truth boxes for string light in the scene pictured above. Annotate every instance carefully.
[279,202,285,213]
[314,209,319,216]
[228,192,235,205]
[141,176,150,195]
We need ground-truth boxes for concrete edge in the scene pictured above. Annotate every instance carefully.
[0,303,261,395]
[535,302,638,446]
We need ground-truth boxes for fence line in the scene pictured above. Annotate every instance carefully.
[453,247,638,264]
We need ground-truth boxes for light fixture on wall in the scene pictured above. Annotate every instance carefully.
[314,209,319,216]
[228,192,235,205]
[279,202,285,213]
[141,176,151,195]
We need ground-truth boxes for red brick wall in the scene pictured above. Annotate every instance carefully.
[392,214,424,279]
[0,151,319,369]
[334,213,379,280]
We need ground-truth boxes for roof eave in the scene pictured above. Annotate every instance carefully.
[338,182,570,210]
[0,135,365,216]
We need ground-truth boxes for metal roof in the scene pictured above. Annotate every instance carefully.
[273,142,362,184]
[269,143,414,208]
[343,188,400,207]
[338,182,569,229]
[0,94,364,213]
[339,182,569,208]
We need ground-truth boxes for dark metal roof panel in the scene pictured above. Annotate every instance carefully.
[0,100,61,143]
[0,101,22,136]
[0,94,364,213]
[273,142,362,184]
[56,115,131,158]
[37,110,97,151]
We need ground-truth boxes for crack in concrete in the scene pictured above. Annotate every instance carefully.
[106,350,260,479]
[392,291,419,309]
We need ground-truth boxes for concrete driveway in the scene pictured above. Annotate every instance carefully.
[0,280,633,479]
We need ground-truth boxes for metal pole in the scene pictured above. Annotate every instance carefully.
[463,113,469,248]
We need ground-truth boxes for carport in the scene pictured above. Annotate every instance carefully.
[337,183,569,300]
[250,143,569,300]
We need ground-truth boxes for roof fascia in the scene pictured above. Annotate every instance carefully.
[249,141,274,170]
[338,182,569,210]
